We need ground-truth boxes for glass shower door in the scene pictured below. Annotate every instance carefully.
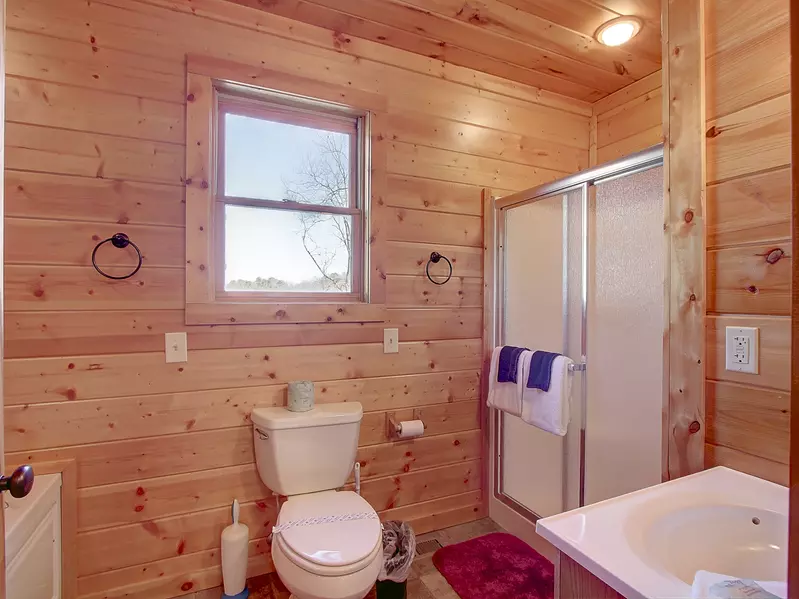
[498,186,584,518]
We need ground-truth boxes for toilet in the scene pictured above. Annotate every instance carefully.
[252,402,382,599]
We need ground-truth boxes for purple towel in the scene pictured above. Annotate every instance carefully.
[497,346,527,383]
[526,351,560,392]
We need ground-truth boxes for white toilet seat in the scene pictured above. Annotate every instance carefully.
[271,490,383,599]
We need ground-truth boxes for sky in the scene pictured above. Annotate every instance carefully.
[223,113,352,288]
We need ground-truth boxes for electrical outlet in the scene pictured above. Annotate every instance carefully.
[165,332,188,363]
[725,326,759,374]
[383,328,399,354]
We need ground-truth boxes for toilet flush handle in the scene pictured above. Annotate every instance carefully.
[255,428,269,440]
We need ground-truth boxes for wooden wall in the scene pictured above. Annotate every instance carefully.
[590,70,663,166]
[704,0,792,485]
[2,1,590,598]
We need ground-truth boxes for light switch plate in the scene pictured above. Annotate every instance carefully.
[383,328,399,354]
[725,326,759,374]
[165,332,188,363]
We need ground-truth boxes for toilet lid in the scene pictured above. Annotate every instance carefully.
[277,491,381,568]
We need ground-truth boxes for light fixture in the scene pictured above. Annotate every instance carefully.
[595,16,642,47]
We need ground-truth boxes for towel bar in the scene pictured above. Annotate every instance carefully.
[568,363,586,372]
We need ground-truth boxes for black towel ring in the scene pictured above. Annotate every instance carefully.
[92,233,142,280]
[425,251,453,285]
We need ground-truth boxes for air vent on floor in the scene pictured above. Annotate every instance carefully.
[415,538,443,556]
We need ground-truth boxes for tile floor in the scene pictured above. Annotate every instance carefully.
[195,518,504,599]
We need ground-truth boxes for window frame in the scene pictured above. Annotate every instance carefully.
[184,56,387,326]
[214,90,368,303]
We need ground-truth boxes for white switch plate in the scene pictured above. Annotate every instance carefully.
[383,328,399,354]
[165,332,188,363]
[725,326,759,374]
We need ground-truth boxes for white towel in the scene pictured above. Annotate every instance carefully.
[691,570,786,599]
[486,347,523,417]
[518,351,573,436]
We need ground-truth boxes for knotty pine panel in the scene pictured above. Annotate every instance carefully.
[5,377,479,451]
[5,170,185,227]
[386,112,588,173]
[5,340,482,405]
[705,443,788,486]
[6,123,184,185]
[707,166,791,248]
[5,265,184,311]
[703,0,792,484]
[707,243,792,316]
[5,307,483,358]
[383,175,484,216]
[705,93,791,185]
[6,218,184,268]
[592,72,663,167]
[77,431,481,532]
[385,241,482,277]
[4,0,590,595]
[6,76,184,144]
[386,275,483,307]
[705,381,791,464]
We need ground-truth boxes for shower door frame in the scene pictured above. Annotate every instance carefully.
[484,145,665,532]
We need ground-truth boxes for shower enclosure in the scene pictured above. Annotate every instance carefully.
[484,146,666,539]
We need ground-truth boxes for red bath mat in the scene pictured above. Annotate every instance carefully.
[432,532,554,599]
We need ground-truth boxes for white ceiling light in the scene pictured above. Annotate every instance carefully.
[595,17,642,46]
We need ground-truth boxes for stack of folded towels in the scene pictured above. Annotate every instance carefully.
[691,570,786,599]
[486,345,573,436]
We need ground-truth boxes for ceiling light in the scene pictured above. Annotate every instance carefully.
[595,17,642,47]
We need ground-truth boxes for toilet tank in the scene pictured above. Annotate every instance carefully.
[251,402,363,496]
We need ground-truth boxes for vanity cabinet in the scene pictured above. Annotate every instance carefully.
[556,552,625,599]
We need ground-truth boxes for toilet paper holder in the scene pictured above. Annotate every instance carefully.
[386,410,426,439]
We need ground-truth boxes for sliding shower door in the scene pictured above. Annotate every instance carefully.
[490,147,664,528]
[584,165,664,505]
[498,186,584,518]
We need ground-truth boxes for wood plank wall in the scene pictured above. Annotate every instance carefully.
[704,0,792,485]
[590,70,663,166]
[1,1,590,598]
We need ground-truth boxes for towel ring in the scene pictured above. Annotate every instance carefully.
[425,251,452,285]
[92,233,142,280]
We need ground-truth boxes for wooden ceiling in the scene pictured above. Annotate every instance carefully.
[228,0,662,102]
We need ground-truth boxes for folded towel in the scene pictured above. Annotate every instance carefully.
[487,347,523,417]
[691,570,786,599]
[526,350,560,391]
[497,346,527,383]
[519,352,572,436]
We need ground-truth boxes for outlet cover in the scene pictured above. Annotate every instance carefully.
[165,332,188,363]
[383,328,399,354]
[725,326,759,374]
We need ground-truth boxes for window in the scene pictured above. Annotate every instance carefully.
[218,89,367,300]
[184,59,386,326]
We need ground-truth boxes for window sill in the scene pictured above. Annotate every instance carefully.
[186,302,387,326]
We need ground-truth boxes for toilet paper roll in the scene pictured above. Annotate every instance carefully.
[396,420,425,439]
[287,380,315,412]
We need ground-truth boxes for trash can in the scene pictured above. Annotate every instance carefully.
[376,521,416,599]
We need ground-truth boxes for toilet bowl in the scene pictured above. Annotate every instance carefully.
[252,403,382,599]
[271,490,382,599]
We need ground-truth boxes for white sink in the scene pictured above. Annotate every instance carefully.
[641,504,787,585]
[536,467,789,599]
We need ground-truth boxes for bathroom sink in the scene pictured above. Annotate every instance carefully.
[641,504,788,585]
[536,467,789,599]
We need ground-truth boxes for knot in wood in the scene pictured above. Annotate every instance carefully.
[765,248,785,264]
[688,421,701,434]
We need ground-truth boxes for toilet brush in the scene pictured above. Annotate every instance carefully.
[221,499,250,599]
